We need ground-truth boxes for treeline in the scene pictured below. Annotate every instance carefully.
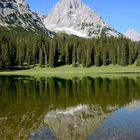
[0,34,140,69]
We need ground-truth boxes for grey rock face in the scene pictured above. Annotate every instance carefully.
[44,0,122,38]
[0,0,48,34]
[15,0,30,13]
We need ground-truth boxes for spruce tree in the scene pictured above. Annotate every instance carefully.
[2,43,10,69]
[94,46,100,66]
[0,45,3,69]
[136,46,140,66]
[72,44,76,67]
[65,44,70,65]
[103,47,109,66]
[120,42,129,66]
[128,42,135,65]
[44,47,48,67]
[49,40,58,67]
[9,39,16,66]
[109,46,116,65]
[81,47,86,67]
[39,48,43,67]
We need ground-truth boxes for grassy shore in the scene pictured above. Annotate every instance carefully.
[0,64,140,79]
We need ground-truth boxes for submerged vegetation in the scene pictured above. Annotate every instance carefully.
[0,33,140,70]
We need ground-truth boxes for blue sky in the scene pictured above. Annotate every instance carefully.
[27,0,140,33]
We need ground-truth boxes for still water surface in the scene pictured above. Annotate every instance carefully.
[0,76,140,140]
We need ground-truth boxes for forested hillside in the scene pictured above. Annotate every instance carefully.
[0,33,140,70]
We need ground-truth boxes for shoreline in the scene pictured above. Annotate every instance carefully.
[0,65,140,79]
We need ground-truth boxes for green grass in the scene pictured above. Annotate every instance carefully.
[0,64,140,79]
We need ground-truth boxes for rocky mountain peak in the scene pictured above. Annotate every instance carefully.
[15,0,29,13]
[43,0,121,38]
[0,0,50,35]
[123,29,140,42]
[60,0,81,8]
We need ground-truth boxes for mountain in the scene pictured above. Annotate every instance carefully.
[123,29,140,42]
[44,105,118,140]
[43,0,122,38]
[0,0,49,34]
[30,104,118,140]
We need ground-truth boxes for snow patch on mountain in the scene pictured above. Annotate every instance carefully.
[123,29,140,42]
[46,25,88,37]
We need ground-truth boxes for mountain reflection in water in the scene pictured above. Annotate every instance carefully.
[0,76,140,140]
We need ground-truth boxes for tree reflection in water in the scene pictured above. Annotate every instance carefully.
[0,76,140,140]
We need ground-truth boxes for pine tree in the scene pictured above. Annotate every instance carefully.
[77,44,81,65]
[94,46,100,66]
[136,46,140,66]
[26,46,32,65]
[0,44,3,69]
[128,42,135,65]
[81,47,86,67]
[65,44,71,65]
[86,48,93,68]
[120,42,129,66]
[72,44,76,67]
[9,39,16,66]
[103,46,109,66]
[2,43,10,68]
[49,40,58,67]
[32,41,37,66]
[16,40,25,66]
[44,47,48,67]
[109,46,116,65]
[39,48,43,66]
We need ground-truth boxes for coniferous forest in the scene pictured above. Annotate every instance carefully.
[0,33,140,70]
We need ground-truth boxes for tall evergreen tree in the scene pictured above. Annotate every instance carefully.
[65,44,70,65]
[39,48,43,66]
[72,44,76,67]
[81,47,86,67]
[103,46,109,66]
[2,43,10,68]
[109,46,116,65]
[0,44,3,69]
[44,47,48,67]
[94,46,100,66]
[120,42,129,66]
[49,40,58,67]
[9,39,16,66]
[136,45,140,66]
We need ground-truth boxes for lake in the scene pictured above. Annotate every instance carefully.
[0,75,140,140]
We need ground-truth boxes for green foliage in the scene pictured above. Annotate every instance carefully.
[0,32,139,70]
[120,41,129,66]
[72,44,77,67]
[65,44,71,65]
[109,42,117,65]
[0,45,3,69]
[39,48,43,66]
[136,45,140,66]
[2,43,10,68]
[137,56,140,66]
[49,40,58,67]
[94,46,101,66]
